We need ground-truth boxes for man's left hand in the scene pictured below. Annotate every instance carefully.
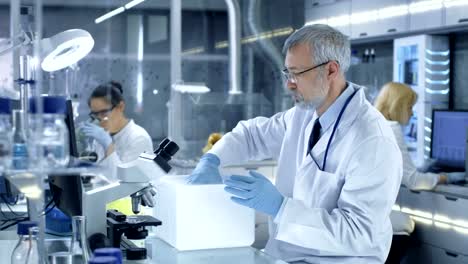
[224,171,284,217]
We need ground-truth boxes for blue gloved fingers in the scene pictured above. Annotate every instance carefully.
[224,178,255,191]
[186,163,222,184]
[228,175,256,184]
[186,153,222,185]
[81,125,95,131]
[249,170,268,180]
[186,175,196,184]
[81,123,100,135]
[230,196,252,208]
[224,186,256,199]
[81,128,95,137]
[84,122,98,129]
[200,153,221,165]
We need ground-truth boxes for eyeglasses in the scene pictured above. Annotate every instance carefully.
[282,61,331,84]
[88,106,115,121]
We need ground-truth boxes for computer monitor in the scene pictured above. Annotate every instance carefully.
[431,110,468,169]
[0,177,18,204]
[49,98,83,217]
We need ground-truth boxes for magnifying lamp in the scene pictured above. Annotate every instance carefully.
[0,28,94,112]
[40,29,94,72]
[0,28,94,72]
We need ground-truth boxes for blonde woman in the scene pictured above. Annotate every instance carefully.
[374,82,464,263]
[374,82,464,190]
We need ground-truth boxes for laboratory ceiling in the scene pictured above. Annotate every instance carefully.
[0,0,227,11]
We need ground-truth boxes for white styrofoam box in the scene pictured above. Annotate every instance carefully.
[153,175,255,251]
[147,237,256,264]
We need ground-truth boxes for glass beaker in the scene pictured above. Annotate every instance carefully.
[70,216,91,263]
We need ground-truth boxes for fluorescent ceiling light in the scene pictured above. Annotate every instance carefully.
[327,15,350,27]
[216,27,293,49]
[411,216,433,225]
[125,0,146,10]
[215,41,228,49]
[454,226,468,235]
[409,0,443,14]
[182,47,205,55]
[172,83,210,94]
[351,10,379,25]
[305,19,327,26]
[95,7,125,24]
[434,221,451,229]
[444,0,468,8]
[379,5,409,19]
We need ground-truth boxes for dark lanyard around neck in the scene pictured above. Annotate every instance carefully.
[313,88,359,171]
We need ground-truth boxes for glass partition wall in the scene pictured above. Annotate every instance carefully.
[6,0,304,160]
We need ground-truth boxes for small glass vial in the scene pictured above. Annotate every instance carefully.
[11,110,29,170]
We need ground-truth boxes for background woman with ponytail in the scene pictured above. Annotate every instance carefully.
[82,81,153,180]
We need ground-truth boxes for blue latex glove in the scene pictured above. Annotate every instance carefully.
[186,153,222,184]
[81,122,112,151]
[446,172,466,184]
[224,171,284,217]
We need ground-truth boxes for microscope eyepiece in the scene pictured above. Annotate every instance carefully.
[164,141,179,157]
[154,138,171,155]
[152,138,179,173]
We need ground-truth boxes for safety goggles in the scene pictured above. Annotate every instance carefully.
[88,106,115,121]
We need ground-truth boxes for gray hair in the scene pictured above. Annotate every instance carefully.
[283,24,351,74]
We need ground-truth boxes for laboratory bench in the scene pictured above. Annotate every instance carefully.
[0,200,283,263]
[0,232,287,264]
[397,184,468,264]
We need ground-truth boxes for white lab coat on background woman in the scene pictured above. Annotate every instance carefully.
[95,119,153,179]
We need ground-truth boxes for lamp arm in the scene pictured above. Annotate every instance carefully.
[0,31,32,56]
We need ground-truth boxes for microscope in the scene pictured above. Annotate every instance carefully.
[82,138,179,250]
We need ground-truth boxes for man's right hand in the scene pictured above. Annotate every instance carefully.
[186,153,223,184]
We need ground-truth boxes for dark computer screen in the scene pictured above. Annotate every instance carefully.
[431,110,468,169]
[49,99,83,217]
[64,100,79,158]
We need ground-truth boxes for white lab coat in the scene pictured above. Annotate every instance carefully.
[95,119,153,180]
[388,120,439,236]
[209,83,402,263]
[388,120,440,190]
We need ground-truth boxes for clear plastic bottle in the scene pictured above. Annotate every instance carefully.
[11,221,38,264]
[40,113,70,168]
[29,96,70,169]
[25,226,39,264]
[0,97,12,173]
[11,110,29,170]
